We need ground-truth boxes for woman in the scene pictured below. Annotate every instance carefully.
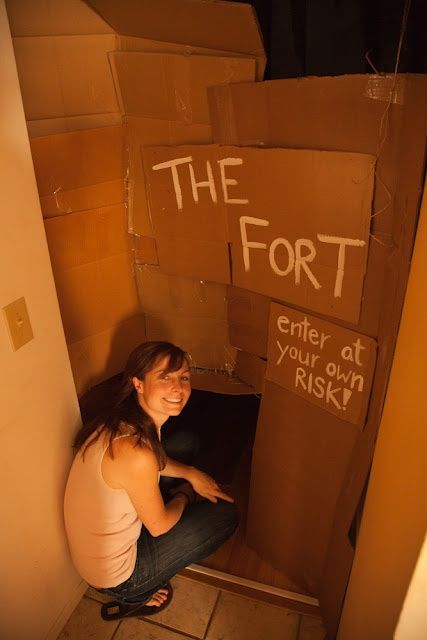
[64,341,238,620]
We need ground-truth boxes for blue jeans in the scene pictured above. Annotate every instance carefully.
[95,428,239,604]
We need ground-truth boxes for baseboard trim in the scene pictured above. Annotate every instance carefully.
[45,579,87,640]
[184,564,319,609]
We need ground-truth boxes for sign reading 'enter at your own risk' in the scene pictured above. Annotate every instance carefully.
[266,302,377,426]
[141,144,376,324]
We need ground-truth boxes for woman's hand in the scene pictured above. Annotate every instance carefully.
[187,468,234,504]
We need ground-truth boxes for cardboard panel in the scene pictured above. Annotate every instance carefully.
[135,266,227,319]
[127,116,211,235]
[40,180,124,218]
[30,125,125,197]
[69,313,146,396]
[142,144,374,322]
[137,266,233,371]
[141,144,229,242]
[266,303,377,426]
[127,116,212,179]
[6,0,113,35]
[84,0,265,63]
[26,113,122,139]
[247,380,357,592]
[110,51,255,123]
[116,35,264,81]
[145,314,235,371]
[208,75,407,337]
[235,351,266,394]
[155,237,230,284]
[227,286,270,358]
[44,204,128,271]
[13,34,119,120]
[53,252,139,343]
[190,372,255,395]
[210,75,427,632]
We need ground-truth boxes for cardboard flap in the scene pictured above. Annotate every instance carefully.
[145,314,235,371]
[30,125,125,196]
[110,51,255,123]
[84,0,265,57]
[227,286,270,358]
[13,35,119,120]
[266,302,377,426]
[135,266,227,319]
[6,0,113,36]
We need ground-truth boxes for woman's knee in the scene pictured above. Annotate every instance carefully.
[218,500,239,533]
[195,499,239,538]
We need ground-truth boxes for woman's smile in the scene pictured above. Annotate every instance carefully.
[133,355,191,427]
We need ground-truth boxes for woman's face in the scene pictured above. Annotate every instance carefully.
[133,355,191,428]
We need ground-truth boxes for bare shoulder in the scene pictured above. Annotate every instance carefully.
[102,436,158,489]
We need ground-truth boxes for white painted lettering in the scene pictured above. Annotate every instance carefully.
[277,315,290,333]
[308,328,320,345]
[341,345,354,362]
[189,160,217,204]
[311,354,320,368]
[269,238,295,276]
[326,362,337,377]
[218,158,249,204]
[289,346,298,359]
[239,216,269,272]
[313,375,325,398]
[352,338,366,366]
[276,340,288,365]
[319,333,331,349]
[295,239,321,289]
[335,366,353,385]
[317,234,366,297]
[326,382,342,409]
[295,367,307,390]
[350,372,364,392]
[152,156,193,210]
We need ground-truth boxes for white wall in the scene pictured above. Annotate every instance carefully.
[395,533,427,640]
[0,2,85,638]
[338,180,427,639]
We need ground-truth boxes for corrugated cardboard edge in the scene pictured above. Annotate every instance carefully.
[191,371,257,395]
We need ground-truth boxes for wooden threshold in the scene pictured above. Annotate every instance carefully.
[180,564,320,616]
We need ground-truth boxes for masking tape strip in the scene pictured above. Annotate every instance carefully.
[364,74,405,105]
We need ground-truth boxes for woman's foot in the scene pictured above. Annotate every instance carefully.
[144,586,170,608]
[100,583,173,620]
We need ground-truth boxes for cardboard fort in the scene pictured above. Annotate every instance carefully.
[8,0,427,636]
[10,0,264,394]
[208,73,427,635]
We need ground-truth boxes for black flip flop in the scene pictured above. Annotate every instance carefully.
[101,582,173,621]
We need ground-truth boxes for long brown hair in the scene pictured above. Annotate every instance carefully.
[73,341,189,469]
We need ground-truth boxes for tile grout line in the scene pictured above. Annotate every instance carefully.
[110,620,123,640]
[202,589,223,640]
[83,587,209,640]
[138,616,202,640]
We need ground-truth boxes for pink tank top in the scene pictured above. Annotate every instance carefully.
[64,434,142,588]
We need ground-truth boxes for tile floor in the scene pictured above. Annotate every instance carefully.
[58,575,327,640]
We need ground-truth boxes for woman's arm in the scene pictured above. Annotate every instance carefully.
[102,439,189,537]
[161,457,234,504]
